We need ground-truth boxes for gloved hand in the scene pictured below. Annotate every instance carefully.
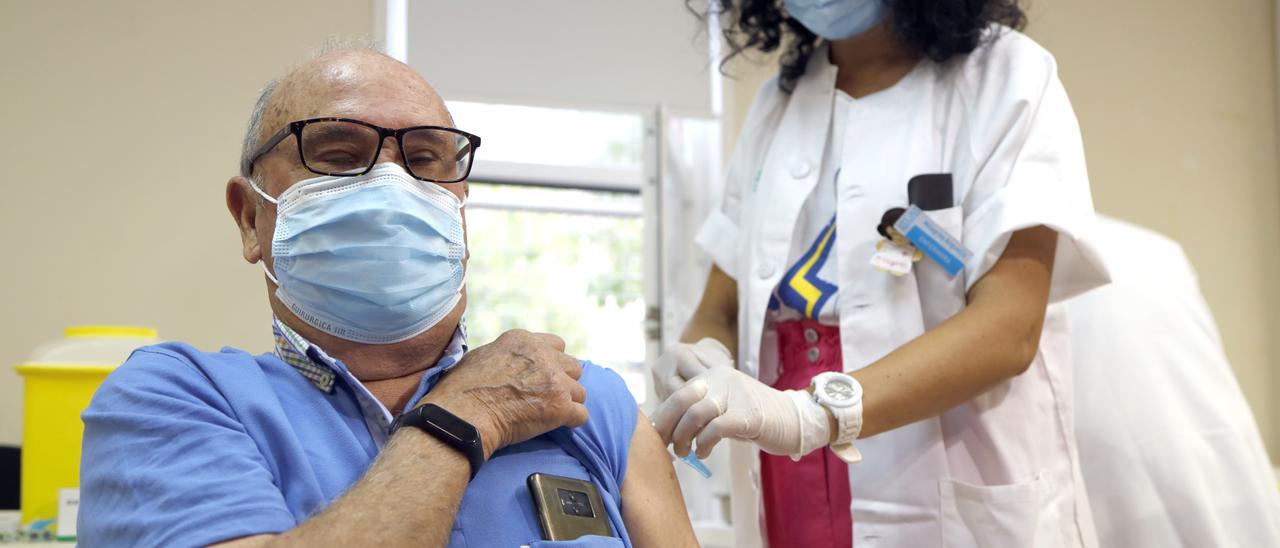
[651,366,831,460]
[650,338,734,401]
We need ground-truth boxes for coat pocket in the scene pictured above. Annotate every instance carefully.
[939,473,1051,548]
[915,206,966,330]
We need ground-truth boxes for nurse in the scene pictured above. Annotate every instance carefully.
[651,1,1108,547]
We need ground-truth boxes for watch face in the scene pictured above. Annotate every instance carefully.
[824,381,855,401]
[423,404,479,443]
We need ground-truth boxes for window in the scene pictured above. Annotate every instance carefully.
[449,101,643,171]
[453,101,651,403]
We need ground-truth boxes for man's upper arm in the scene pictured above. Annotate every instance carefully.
[80,348,294,547]
[571,363,695,545]
[620,413,697,547]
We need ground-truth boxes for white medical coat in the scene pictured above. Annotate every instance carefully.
[1069,216,1280,547]
[696,28,1109,547]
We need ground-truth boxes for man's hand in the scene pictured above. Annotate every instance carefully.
[424,329,588,457]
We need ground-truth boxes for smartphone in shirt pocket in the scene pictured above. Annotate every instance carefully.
[908,174,966,330]
[527,473,613,541]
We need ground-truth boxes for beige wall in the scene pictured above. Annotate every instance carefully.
[722,2,1280,459]
[1028,1,1280,459]
[0,0,374,445]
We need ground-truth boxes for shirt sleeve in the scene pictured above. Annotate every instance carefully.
[957,33,1110,302]
[695,77,783,281]
[79,347,295,547]
[571,362,640,487]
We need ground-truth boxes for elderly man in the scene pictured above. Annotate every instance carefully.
[77,47,696,547]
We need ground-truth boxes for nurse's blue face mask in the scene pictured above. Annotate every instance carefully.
[783,0,887,41]
[251,163,468,345]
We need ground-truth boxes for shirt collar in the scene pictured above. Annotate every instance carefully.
[271,318,468,394]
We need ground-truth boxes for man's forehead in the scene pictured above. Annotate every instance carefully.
[264,51,450,133]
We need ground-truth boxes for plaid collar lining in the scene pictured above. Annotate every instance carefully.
[272,320,337,392]
[270,318,467,393]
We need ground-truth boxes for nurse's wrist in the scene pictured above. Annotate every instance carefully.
[788,389,835,457]
[804,385,841,445]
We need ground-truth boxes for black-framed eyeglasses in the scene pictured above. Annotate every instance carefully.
[244,117,482,183]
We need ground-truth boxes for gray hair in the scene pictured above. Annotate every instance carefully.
[239,79,280,178]
[238,38,386,178]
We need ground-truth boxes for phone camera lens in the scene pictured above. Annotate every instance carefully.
[557,488,595,518]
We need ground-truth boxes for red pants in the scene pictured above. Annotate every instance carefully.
[760,319,852,548]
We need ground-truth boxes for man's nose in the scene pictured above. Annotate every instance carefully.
[376,137,406,168]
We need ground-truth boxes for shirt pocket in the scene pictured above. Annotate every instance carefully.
[914,206,966,331]
[938,473,1053,548]
[527,535,626,547]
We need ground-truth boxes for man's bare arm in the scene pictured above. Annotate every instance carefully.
[620,413,698,547]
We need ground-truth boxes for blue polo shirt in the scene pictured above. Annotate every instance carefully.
[78,321,635,547]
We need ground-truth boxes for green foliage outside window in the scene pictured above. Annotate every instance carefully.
[463,184,645,375]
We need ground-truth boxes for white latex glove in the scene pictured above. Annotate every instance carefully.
[650,337,734,401]
[651,366,831,460]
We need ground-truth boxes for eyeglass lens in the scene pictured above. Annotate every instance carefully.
[299,120,473,182]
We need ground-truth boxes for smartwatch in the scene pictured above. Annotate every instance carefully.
[810,371,864,464]
[391,403,486,480]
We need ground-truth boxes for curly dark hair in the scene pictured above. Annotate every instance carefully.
[701,0,1027,92]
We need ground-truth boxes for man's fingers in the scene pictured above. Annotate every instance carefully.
[566,378,587,404]
[651,381,706,443]
[564,402,589,428]
[555,354,583,380]
[531,332,567,352]
[670,398,722,457]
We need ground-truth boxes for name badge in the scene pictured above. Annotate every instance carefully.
[869,240,920,276]
[893,205,970,278]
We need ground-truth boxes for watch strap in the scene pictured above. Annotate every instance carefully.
[832,441,862,464]
[391,403,486,480]
[830,401,863,464]
[830,400,862,445]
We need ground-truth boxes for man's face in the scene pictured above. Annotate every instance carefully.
[252,52,469,267]
[229,51,471,351]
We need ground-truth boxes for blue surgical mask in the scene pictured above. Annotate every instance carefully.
[252,163,466,344]
[783,0,886,41]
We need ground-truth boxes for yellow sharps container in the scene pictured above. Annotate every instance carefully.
[15,325,158,529]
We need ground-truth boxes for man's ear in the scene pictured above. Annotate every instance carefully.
[226,175,264,264]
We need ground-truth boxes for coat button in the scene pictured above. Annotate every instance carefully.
[807,347,821,363]
[804,328,819,343]
[757,260,777,279]
[790,161,811,179]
